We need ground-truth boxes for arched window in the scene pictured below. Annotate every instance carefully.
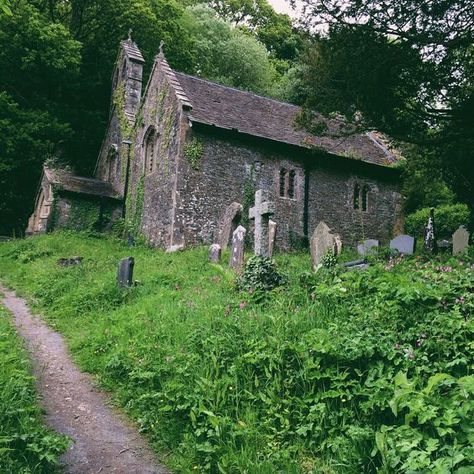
[353,183,360,210]
[144,128,156,174]
[288,170,296,198]
[361,185,369,212]
[279,168,286,197]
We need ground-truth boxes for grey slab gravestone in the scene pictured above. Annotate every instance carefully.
[249,189,275,257]
[390,235,415,254]
[229,225,246,272]
[268,220,277,257]
[117,257,134,288]
[217,202,243,250]
[452,226,469,255]
[357,239,379,256]
[208,243,221,262]
[310,221,341,270]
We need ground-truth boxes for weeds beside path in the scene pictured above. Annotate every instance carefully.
[0,285,168,474]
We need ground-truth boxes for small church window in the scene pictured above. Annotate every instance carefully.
[361,185,369,212]
[144,128,156,174]
[288,170,296,198]
[279,168,286,197]
[353,183,360,210]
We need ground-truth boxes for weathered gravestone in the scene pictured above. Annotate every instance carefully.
[390,235,416,255]
[268,220,277,257]
[229,225,246,271]
[117,257,134,288]
[249,190,275,257]
[453,226,470,255]
[217,202,243,249]
[357,239,379,256]
[208,243,221,262]
[310,221,341,270]
[424,208,437,253]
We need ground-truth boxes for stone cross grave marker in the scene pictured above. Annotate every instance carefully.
[117,257,134,288]
[390,235,415,255]
[357,239,379,256]
[310,221,341,270]
[452,226,469,255]
[249,190,275,257]
[208,243,221,262]
[229,225,246,271]
[268,220,277,257]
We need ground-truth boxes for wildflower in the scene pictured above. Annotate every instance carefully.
[239,301,247,310]
[403,347,415,360]
[394,343,400,349]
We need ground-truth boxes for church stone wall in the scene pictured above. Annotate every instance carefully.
[127,63,186,248]
[174,131,402,250]
[175,131,305,250]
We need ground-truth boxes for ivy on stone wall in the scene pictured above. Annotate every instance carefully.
[184,138,204,170]
[125,174,145,238]
[68,199,101,233]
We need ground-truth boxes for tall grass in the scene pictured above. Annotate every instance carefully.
[0,231,472,473]
[0,305,69,473]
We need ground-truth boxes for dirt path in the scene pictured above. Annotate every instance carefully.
[0,285,169,474]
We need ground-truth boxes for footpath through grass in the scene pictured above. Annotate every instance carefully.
[0,305,69,473]
[0,231,473,473]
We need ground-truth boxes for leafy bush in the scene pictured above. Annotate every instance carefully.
[0,307,69,472]
[405,203,470,238]
[236,255,286,294]
[322,250,337,268]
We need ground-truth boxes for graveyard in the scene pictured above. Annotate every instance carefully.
[0,226,472,473]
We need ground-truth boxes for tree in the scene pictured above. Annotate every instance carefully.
[294,0,473,222]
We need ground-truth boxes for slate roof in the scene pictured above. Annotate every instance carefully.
[44,168,121,200]
[174,72,398,167]
[121,39,144,63]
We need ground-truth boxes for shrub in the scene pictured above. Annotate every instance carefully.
[405,203,470,238]
[236,255,285,294]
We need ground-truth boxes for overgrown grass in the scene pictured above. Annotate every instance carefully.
[0,305,69,473]
[0,231,472,473]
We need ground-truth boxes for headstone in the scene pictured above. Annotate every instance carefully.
[249,190,275,257]
[57,256,83,267]
[453,226,470,255]
[208,243,221,262]
[217,202,243,249]
[424,208,437,253]
[310,221,341,270]
[117,257,134,288]
[229,225,246,271]
[268,220,277,257]
[390,235,416,255]
[357,239,379,256]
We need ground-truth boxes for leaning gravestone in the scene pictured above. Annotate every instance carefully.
[310,221,341,270]
[452,226,469,255]
[208,243,221,262]
[268,220,277,257]
[390,235,415,255]
[357,239,379,256]
[229,225,246,272]
[217,202,243,249]
[249,189,275,257]
[117,257,134,288]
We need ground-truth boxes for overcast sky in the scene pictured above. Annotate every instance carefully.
[268,0,300,18]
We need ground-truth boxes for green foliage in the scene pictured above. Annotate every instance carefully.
[321,250,337,268]
[2,233,472,472]
[125,175,145,238]
[405,204,470,238]
[0,306,69,472]
[184,138,204,170]
[236,255,285,294]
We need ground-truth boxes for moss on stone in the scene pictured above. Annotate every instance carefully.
[184,138,204,170]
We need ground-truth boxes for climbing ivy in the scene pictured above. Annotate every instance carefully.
[67,199,101,233]
[125,174,145,238]
[113,83,133,139]
[184,138,204,170]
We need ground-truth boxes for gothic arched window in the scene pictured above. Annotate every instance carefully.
[288,170,296,198]
[144,128,156,174]
[361,185,369,212]
[279,168,286,197]
[353,183,360,210]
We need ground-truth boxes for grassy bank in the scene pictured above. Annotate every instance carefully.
[0,305,69,473]
[0,231,473,473]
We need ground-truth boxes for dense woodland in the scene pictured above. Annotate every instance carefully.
[0,0,472,235]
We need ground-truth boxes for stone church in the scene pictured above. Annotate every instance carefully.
[27,38,403,251]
